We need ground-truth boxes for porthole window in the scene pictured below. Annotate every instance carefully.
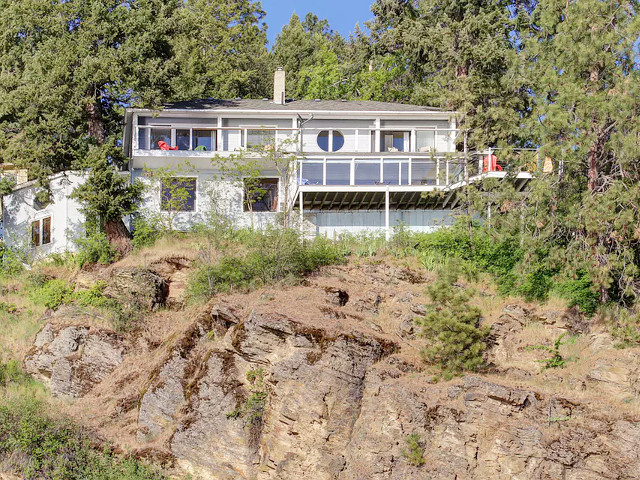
[317,130,345,152]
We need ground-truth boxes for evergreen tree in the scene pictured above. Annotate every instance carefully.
[416,262,489,378]
[170,0,270,100]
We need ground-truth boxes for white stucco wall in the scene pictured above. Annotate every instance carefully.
[2,172,87,257]
[131,168,295,231]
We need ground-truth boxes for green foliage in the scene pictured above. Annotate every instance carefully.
[526,333,573,370]
[74,282,115,309]
[74,229,115,268]
[0,360,34,388]
[401,434,425,467]
[602,306,640,348]
[188,228,345,301]
[226,368,268,427]
[131,214,164,250]
[0,397,165,480]
[0,242,26,277]
[553,273,600,316]
[416,261,489,378]
[29,279,74,310]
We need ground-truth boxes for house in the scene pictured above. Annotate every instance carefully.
[2,69,534,255]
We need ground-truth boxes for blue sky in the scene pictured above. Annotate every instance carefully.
[260,0,374,47]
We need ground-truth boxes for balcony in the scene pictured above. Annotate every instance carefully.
[133,125,458,155]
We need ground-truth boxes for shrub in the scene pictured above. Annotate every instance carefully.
[0,397,165,480]
[602,305,640,348]
[188,228,345,301]
[131,214,163,249]
[553,272,599,316]
[30,278,74,310]
[74,281,116,309]
[526,333,575,369]
[226,368,268,428]
[0,360,34,387]
[401,434,425,467]
[74,231,115,267]
[0,242,26,277]
[416,261,489,378]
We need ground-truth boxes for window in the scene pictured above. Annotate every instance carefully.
[245,129,276,149]
[161,177,197,212]
[317,130,344,152]
[416,130,436,152]
[176,129,190,150]
[381,131,409,152]
[244,178,278,212]
[31,217,52,247]
[194,130,216,151]
[150,128,171,150]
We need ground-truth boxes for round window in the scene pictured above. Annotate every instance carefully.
[317,130,345,152]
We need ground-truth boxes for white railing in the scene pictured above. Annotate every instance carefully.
[297,150,543,187]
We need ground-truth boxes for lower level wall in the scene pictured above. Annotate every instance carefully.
[308,210,455,238]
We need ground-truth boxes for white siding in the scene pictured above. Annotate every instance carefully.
[2,173,87,256]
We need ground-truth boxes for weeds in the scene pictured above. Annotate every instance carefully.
[226,368,269,428]
[526,333,576,369]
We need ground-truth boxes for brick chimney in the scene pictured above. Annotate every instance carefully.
[273,67,285,105]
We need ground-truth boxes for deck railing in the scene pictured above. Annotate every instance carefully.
[297,151,541,188]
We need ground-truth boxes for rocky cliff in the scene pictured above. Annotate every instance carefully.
[22,261,640,479]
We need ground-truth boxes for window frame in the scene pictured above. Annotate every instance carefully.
[31,216,52,247]
[317,130,345,152]
[243,177,279,213]
[160,177,198,213]
[240,125,277,149]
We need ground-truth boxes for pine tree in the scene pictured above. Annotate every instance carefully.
[416,262,489,378]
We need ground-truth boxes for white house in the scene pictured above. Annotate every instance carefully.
[2,69,534,255]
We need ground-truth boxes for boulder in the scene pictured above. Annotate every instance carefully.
[103,268,168,310]
[25,323,125,397]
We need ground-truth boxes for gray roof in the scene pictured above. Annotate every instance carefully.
[162,98,443,113]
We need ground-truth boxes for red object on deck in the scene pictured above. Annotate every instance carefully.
[158,141,178,151]
[483,154,503,172]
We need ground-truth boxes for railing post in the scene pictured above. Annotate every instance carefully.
[385,186,390,241]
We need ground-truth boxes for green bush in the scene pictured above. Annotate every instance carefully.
[0,360,34,387]
[74,281,115,309]
[131,214,163,249]
[553,272,599,315]
[416,261,489,378]
[0,397,165,480]
[30,278,74,310]
[74,231,115,267]
[0,242,26,277]
[401,433,425,467]
[526,333,570,369]
[188,229,345,301]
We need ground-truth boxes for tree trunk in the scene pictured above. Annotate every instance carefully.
[87,90,132,255]
[104,217,133,258]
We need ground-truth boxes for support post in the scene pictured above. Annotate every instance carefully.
[299,191,304,234]
[385,186,390,242]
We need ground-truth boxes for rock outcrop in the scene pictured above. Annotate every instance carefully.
[25,323,125,398]
[137,310,396,479]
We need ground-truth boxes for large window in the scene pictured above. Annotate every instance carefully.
[150,128,171,150]
[245,128,276,149]
[317,130,344,152]
[381,131,409,152]
[31,217,52,247]
[194,130,216,151]
[244,178,279,212]
[160,177,197,212]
